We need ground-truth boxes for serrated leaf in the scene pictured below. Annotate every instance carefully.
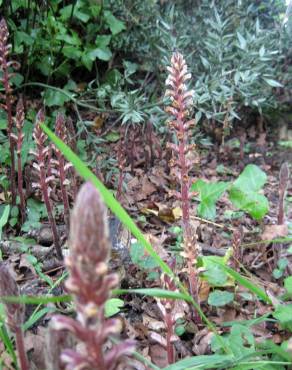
[208,290,234,307]
[192,180,229,220]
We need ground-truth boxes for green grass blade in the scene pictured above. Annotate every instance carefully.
[114,288,192,302]
[22,306,56,331]
[163,354,234,369]
[1,294,71,305]
[0,321,17,367]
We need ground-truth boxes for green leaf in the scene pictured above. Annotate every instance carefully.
[229,165,269,220]
[232,164,267,192]
[95,35,111,48]
[229,187,269,220]
[272,268,283,279]
[203,264,228,286]
[104,11,126,35]
[0,205,10,240]
[192,180,229,220]
[237,32,247,49]
[43,89,71,107]
[207,257,272,304]
[273,304,292,324]
[130,242,159,270]
[263,78,283,88]
[208,290,234,307]
[105,131,120,142]
[62,46,82,60]
[87,47,112,61]
[284,276,292,295]
[104,298,124,317]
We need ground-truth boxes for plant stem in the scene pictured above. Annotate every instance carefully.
[14,327,29,370]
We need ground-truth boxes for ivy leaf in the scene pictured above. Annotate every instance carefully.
[87,47,112,62]
[229,164,269,220]
[229,187,269,220]
[208,290,234,307]
[104,11,126,35]
[130,242,159,270]
[192,180,229,220]
[43,89,71,107]
[232,164,266,192]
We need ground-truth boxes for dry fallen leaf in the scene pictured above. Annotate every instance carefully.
[261,224,288,241]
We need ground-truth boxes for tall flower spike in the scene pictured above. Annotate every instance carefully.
[0,263,29,370]
[0,18,17,204]
[51,182,135,370]
[32,110,62,259]
[165,52,200,305]
[15,97,26,223]
[54,113,71,230]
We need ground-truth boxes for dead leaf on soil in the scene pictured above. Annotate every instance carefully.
[149,344,168,368]
[261,224,288,241]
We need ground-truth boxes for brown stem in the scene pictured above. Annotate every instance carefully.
[40,173,62,259]
[14,327,29,370]
[4,67,16,205]
[165,314,175,364]
[57,152,70,230]
[16,98,26,223]
[17,149,25,224]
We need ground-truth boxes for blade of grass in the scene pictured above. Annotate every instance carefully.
[22,306,56,331]
[0,321,17,366]
[163,354,234,370]
[1,294,71,305]
[114,288,192,301]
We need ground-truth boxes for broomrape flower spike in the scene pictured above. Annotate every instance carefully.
[0,263,29,370]
[51,182,135,370]
[0,18,17,204]
[32,110,62,259]
[165,52,199,304]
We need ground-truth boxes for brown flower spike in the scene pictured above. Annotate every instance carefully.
[0,18,17,204]
[52,182,135,369]
[165,52,199,303]
[0,263,29,370]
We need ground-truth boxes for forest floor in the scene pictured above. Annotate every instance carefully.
[0,117,291,369]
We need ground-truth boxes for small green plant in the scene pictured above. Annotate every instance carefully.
[192,164,269,221]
